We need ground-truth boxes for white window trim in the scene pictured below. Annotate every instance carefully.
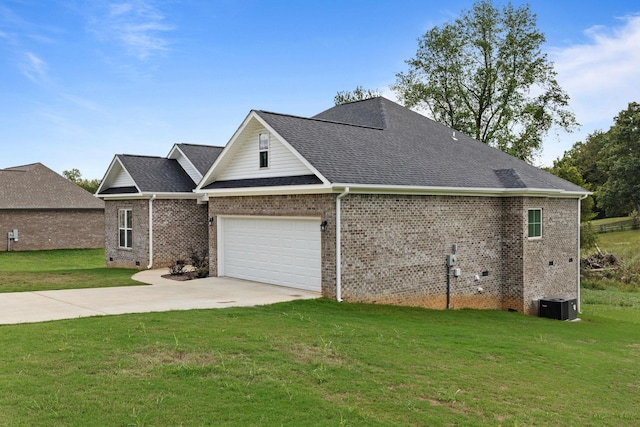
[258,133,270,169]
[527,208,543,240]
[118,208,133,249]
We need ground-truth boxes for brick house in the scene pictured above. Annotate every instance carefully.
[197,98,588,314]
[99,98,588,314]
[0,163,104,251]
[97,144,223,268]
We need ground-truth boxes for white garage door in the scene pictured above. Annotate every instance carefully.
[219,217,321,292]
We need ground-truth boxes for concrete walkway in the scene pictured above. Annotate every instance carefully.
[0,269,320,325]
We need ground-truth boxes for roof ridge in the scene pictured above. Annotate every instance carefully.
[257,110,384,131]
[1,162,42,171]
[176,143,225,148]
[377,97,389,129]
[117,154,166,159]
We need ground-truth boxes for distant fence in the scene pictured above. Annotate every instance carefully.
[597,219,640,233]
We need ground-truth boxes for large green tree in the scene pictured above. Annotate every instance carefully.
[392,0,577,162]
[598,102,640,216]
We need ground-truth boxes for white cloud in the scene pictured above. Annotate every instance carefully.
[90,1,174,60]
[541,14,640,165]
[21,51,48,83]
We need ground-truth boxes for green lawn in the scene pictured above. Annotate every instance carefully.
[0,300,637,426]
[0,249,141,292]
[0,249,638,425]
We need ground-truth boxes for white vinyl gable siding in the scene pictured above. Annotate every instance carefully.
[112,164,136,188]
[216,120,312,181]
[174,153,201,184]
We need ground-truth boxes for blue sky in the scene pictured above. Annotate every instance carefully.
[1,0,639,180]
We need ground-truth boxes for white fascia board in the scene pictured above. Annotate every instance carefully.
[95,156,141,195]
[95,156,115,195]
[166,143,181,159]
[329,183,591,198]
[251,113,331,186]
[197,183,589,199]
[100,192,200,201]
[167,144,203,184]
[197,112,255,191]
[201,184,334,198]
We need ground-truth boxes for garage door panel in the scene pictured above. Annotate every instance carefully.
[220,217,321,292]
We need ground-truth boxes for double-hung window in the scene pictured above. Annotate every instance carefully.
[259,133,269,168]
[527,208,542,239]
[118,208,133,248]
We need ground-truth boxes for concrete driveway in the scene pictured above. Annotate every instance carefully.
[0,269,320,325]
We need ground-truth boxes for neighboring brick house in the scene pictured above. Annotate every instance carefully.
[195,97,589,314]
[0,163,104,251]
[97,144,223,268]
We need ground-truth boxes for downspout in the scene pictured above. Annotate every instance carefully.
[335,187,350,302]
[147,194,156,269]
[577,194,588,314]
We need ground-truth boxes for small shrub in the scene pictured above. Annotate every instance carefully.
[194,266,209,278]
[189,248,208,269]
[189,248,209,278]
[168,260,186,275]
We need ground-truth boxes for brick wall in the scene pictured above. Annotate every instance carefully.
[340,194,507,309]
[152,199,208,267]
[203,192,578,315]
[521,197,579,314]
[208,194,336,295]
[339,194,579,313]
[501,198,525,311]
[105,199,208,269]
[0,209,104,251]
[105,200,148,268]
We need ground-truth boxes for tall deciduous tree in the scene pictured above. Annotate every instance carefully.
[392,0,577,162]
[598,102,640,216]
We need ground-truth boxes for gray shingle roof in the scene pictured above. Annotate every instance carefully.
[100,144,224,195]
[0,163,105,209]
[115,155,196,193]
[176,144,224,175]
[256,97,586,193]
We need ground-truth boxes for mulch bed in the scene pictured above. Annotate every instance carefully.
[161,272,197,281]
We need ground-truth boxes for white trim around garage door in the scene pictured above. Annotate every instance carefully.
[217,215,322,292]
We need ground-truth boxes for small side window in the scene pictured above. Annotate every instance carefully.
[259,133,269,168]
[528,208,542,239]
[118,208,133,248]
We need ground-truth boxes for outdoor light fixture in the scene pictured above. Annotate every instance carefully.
[208,217,213,227]
[320,220,328,232]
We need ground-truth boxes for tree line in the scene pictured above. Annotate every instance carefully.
[547,102,640,220]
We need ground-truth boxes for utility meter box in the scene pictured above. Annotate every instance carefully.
[12,229,18,241]
[446,254,457,267]
[539,297,577,321]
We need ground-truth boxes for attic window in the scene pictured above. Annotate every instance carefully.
[259,133,269,169]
